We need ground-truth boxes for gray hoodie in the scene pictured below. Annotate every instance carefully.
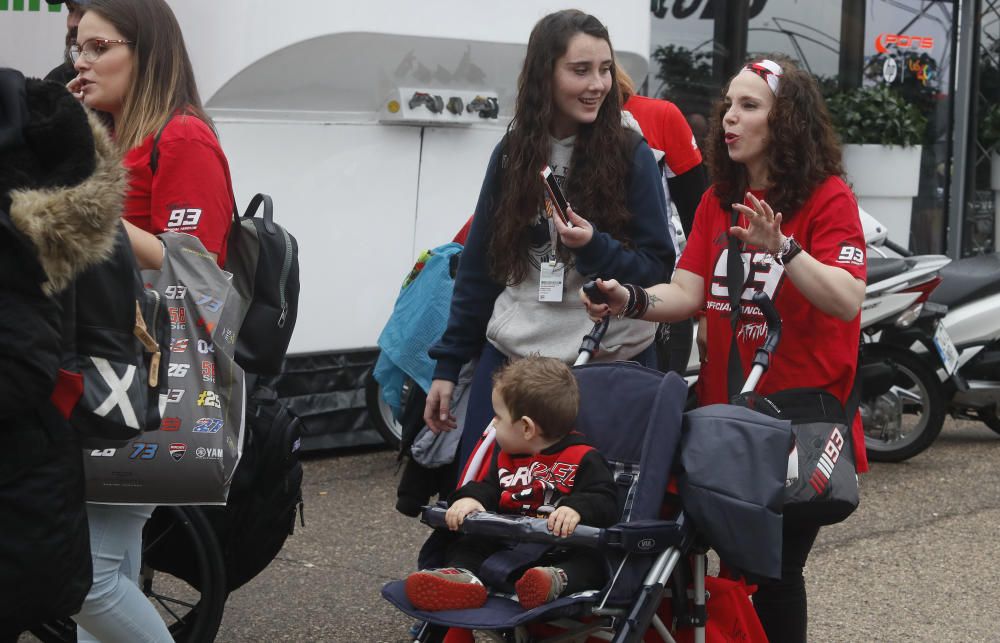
[486,136,656,363]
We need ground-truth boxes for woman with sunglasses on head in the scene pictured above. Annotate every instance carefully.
[67,1,233,640]
[423,9,674,472]
[583,55,867,642]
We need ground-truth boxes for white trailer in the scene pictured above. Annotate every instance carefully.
[2,0,652,448]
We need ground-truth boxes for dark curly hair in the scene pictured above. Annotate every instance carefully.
[704,54,844,219]
[491,10,631,285]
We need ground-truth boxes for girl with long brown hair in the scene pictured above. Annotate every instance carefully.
[67,0,233,640]
[584,55,867,642]
[424,10,674,470]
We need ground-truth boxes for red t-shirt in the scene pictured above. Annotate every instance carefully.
[677,176,869,471]
[123,114,233,265]
[623,95,702,177]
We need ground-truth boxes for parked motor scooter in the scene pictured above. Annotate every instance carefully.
[877,247,1000,438]
[857,251,953,461]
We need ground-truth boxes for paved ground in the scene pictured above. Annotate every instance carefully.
[22,418,1000,642]
[218,418,999,642]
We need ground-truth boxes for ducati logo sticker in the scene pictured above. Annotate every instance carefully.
[169,443,187,461]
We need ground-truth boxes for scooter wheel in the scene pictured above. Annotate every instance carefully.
[861,345,946,462]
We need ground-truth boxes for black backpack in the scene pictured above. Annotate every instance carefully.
[145,383,304,592]
[224,194,300,375]
[70,223,171,448]
[150,118,300,376]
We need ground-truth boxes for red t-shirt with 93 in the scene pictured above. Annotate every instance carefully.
[677,176,869,471]
[122,114,233,266]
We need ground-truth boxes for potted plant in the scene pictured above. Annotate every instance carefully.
[826,85,927,245]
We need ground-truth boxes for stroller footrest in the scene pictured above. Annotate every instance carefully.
[420,505,605,548]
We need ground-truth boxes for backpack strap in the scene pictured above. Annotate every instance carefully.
[148,114,177,176]
[725,208,747,400]
[239,193,276,234]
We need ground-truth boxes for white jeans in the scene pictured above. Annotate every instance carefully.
[72,503,173,643]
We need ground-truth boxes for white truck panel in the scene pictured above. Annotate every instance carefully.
[412,125,506,255]
[216,120,421,353]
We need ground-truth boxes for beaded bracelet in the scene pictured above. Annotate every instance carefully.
[616,284,637,320]
[629,286,650,319]
[617,284,650,320]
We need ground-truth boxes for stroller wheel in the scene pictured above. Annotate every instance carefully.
[142,506,228,642]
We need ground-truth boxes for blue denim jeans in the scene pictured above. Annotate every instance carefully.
[73,503,173,643]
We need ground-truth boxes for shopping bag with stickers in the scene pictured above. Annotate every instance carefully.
[84,232,248,505]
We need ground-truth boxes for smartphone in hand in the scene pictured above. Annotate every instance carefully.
[541,166,572,227]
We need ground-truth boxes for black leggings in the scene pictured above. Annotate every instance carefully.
[753,519,821,643]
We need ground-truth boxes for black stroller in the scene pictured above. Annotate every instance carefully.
[382,292,790,642]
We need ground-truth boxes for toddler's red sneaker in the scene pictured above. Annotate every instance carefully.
[405,568,487,611]
[515,566,567,610]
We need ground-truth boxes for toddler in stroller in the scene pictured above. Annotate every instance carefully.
[384,292,792,642]
[383,353,700,641]
[404,356,620,612]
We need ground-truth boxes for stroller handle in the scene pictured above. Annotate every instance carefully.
[752,290,781,352]
[582,280,608,305]
[741,291,781,394]
[578,281,610,366]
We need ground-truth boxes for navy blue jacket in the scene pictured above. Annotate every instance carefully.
[430,137,674,382]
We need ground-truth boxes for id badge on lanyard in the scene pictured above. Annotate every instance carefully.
[538,218,564,302]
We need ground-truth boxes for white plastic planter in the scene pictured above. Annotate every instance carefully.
[842,144,922,247]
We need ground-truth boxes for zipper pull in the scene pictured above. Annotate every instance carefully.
[278,302,288,328]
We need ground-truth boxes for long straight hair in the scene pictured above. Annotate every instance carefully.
[492,10,631,285]
[85,0,212,152]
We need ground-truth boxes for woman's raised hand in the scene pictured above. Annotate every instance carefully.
[552,204,594,248]
[730,192,783,253]
[580,278,628,321]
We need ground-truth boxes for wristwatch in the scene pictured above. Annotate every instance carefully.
[776,235,803,265]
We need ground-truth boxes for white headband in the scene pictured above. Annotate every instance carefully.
[742,59,783,95]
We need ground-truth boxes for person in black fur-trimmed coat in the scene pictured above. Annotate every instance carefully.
[0,68,125,640]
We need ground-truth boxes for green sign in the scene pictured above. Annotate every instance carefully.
[0,0,63,11]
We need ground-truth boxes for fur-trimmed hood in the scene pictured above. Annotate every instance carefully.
[9,110,126,294]
[1,73,126,294]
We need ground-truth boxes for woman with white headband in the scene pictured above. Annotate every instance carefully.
[583,54,866,642]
